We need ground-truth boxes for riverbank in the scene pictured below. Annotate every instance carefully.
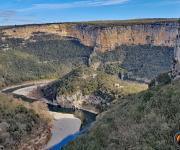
[6,80,99,114]
[0,93,51,150]
[46,112,81,149]
[1,81,83,149]
[0,79,55,93]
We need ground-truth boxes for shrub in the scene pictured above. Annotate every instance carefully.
[0,94,48,149]
[149,73,171,88]
[64,79,180,150]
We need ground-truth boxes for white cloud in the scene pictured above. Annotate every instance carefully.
[0,11,37,25]
[17,0,129,11]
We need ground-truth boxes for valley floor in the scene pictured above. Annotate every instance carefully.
[1,77,148,149]
[1,81,82,150]
[46,112,81,149]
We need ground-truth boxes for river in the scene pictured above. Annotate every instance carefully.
[0,81,97,150]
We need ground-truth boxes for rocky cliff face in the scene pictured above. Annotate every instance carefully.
[56,91,102,114]
[172,26,180,78]
[1,20,178,52]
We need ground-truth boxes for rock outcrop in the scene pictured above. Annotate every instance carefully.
[1,19,178,52]
[172,23,180,78]
[56,90,108,114]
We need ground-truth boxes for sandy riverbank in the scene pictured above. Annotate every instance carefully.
[2,82,81,150]
[0,79,55,92]
[11,82,98,114]
[12,84,58,105]
[46,112,81,149]
[12,84,45,98]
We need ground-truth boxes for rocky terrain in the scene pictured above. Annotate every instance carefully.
[41,67,147,113]
[64,74,180,150]
[0,18,179,149]
[0,94,51,150]
[1,19,178,52]
[0,19,177,87]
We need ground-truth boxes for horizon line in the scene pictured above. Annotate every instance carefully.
[0,17,179,27]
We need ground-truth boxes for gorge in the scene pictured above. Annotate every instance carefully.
[0,19,179,88]
[0,18,180,150]
[1,19,178,52]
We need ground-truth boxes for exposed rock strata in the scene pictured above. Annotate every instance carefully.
[172,23,180,78]
[1,20,178,52]
[57,91,106,113]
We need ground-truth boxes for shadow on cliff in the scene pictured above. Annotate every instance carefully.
[96,44,174,81]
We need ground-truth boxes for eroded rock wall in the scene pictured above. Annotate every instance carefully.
[1,20,178,52]
[172,25,180,78]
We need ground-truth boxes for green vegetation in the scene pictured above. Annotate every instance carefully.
[98,63,127,76]
[0,31,174,88]
[22,33,93,64]
[149,72,172,88]
[42,67,147,111]
[76,18,178,27]
[0,20,178,149]
[0,21,178,150]
[43,67,146,96]
[2,18,177,29]
[94,45,173,80]
[0,94,49,149]
[64,78,180,150]
[0,49,61,88]
[42,67,96,97]
[0,33,93,89]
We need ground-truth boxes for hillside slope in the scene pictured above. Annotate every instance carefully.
[0,19,178,84]
[0,94,50,150]
[41,67,147,113]
[0,34,174,88]
[0,33,92,89]
[95,44,173,81]
[64,78,180,150]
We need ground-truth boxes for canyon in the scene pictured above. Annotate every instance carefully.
[0,19,179,91]
[0,18,180,150]
[1,19,178,52]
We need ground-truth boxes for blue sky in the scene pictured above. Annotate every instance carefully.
[0,0,179,25]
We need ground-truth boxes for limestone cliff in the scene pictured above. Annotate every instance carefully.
[1,19,178,52]
[172,23,180,78]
